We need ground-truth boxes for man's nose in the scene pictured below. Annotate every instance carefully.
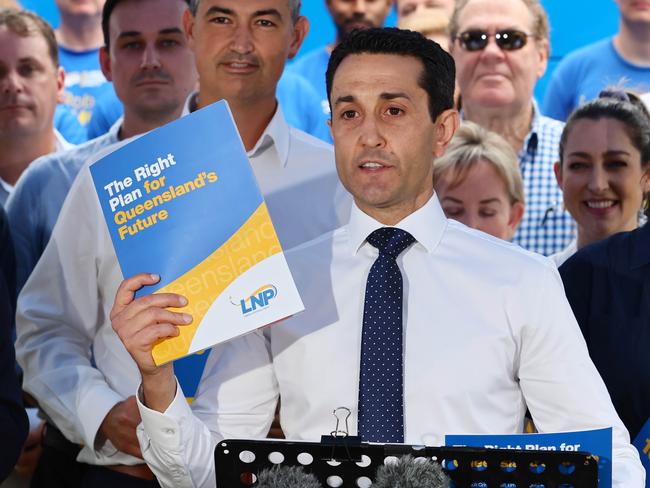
[353,0,368,14]
[141,44,162,70]
[359,115,386,148]
[1,70,23,94]
[230,24,254,55]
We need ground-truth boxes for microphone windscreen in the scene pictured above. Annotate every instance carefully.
[256,465,322,488]
[373,455,450,488]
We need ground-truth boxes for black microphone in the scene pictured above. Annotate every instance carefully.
[256,465,322,488]
[373,455,450,488]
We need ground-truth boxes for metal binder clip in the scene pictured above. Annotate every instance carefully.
[331,407,351,438]
[320,406,362,462]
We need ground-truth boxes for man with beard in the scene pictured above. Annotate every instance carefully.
[288,0,392,137]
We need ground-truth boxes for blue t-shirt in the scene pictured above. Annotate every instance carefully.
[277,71,330,141]
[87,89,123,140]
[288,46,331,140]
[54,104,87,144]
[58,45,115,128]
[543,38,650,121]
[86,71,330,142]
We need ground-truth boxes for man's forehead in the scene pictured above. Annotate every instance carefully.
[199,0,290,15]
[0,28,50,58]
[332,54,425,98]
[457,0,533,29]
[111,0,184,33]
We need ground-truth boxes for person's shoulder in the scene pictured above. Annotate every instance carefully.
[444,220,555,274]
[559,37,613,67]
[288,127,334,156]
[291,46,329,66]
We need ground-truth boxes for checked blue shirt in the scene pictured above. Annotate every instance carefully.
[512,108,575,256]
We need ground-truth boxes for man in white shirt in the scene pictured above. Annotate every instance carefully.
[0,9,72,206]
[111,28,645,487]
[8,0,197,486]
[16,0,346,487]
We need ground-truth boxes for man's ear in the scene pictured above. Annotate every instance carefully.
[55,66,65,104]
[99,47,112,81]
[183,8,196,48]
[535,38,549,79]
[288,16,309,60]
[432,109,460,158]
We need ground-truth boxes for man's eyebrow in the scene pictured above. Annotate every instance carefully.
[117,31,142,40]
[333,95,355,106]
[205,6,234,17]
[380,92,412,101]
[159,28,184,36]
[253,8,283,19]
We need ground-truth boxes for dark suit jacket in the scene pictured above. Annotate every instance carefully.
[560,223,650,440]
[0,205,27,481]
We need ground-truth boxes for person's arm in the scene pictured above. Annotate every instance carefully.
[15,165,138,454]
[112,274,278,488]
[518,263,644,487]
[5,162,45,295]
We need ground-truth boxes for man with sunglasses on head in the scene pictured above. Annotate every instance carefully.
[449,0,574,257]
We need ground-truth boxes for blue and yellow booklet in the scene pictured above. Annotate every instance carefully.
[90,100,304,366]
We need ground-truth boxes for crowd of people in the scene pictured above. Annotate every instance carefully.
[0,0,648,487]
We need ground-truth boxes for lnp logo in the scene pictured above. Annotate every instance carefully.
[231,285,278,316]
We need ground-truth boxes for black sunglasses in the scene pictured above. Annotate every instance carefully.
[455,29,533,51]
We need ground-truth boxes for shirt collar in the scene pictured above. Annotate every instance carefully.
[630,222,650,268]
[54,129,74,152]
[182,92,290,166]
[347,193,447,256]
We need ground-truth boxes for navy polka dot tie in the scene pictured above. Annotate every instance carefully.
[358,227,415,443]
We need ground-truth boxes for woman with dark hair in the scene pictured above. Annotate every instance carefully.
[559,92,650,454]
[553,90,650,265]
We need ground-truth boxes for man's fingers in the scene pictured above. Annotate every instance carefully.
[112,273,161,315]
[129,323,182,352]
[116,308,191,343]
[117,292,189,325]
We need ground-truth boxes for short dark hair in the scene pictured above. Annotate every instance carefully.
[188,0,301,23]
[102,0,191,49]
[326,27,455,123]
[0,9,58,67]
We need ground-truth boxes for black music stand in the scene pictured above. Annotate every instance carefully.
[214,438,599,487]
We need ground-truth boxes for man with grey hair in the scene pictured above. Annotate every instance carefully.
[449,0,575,257]
[15,0,346,486]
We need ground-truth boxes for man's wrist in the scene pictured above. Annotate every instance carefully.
[141,365,176,413]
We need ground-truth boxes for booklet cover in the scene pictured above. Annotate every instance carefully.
[90,100,304,365]
[446,427,612,487]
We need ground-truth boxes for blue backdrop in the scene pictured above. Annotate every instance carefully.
[23,0,620,101]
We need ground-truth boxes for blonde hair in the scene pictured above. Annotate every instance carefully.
[433,121,524,204]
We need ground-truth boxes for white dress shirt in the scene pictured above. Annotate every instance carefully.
[15,107,349,467]
[136,195,644,488]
